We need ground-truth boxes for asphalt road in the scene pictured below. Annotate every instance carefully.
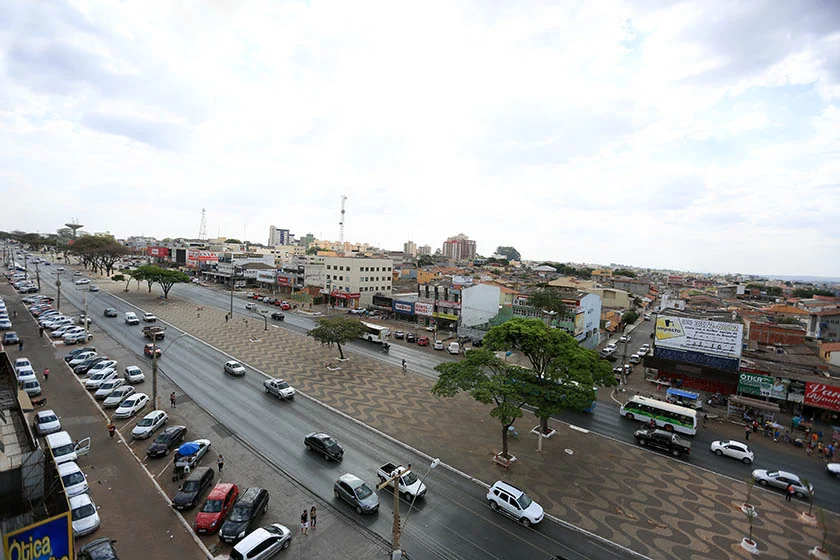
[45,270,640,559]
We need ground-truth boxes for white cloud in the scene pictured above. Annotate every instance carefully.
[0,0,839,276]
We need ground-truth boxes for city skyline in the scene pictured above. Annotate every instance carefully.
[1,2,838,277]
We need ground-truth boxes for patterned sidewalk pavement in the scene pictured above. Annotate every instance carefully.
[103,280,838,560]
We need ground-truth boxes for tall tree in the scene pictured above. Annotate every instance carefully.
[152,268,191,298]
[613,268,637,278]
[307,316,367,360]
[495,246,521,261]
[483,318,616,434]
[432,349,528,461]
[526,288,567,317]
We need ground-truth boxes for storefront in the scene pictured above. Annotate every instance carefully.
[727,394,781,424]
[329,290,361,310]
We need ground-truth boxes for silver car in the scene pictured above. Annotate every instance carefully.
[333,473,379,514]
[751,469,813,499]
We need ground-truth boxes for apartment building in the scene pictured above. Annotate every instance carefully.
[323,256,393,307]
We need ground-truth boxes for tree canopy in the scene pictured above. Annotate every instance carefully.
[69,235,131,276]
[495,246,521,261]
[417,254,435,267]
[128,265,189,298]
[525,288,567,316]
[307,316,367,359]
[613,268,637,278]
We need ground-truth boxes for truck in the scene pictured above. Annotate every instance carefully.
[633,428,691,457]
[376,462,427,500]
[143,326,165,340]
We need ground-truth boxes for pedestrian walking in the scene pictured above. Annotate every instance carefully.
[217,454,224,475]
[225,314,229,323]
[43,368,49,382]
[13,310,17,318]
[744,424,751,441]
[39,326,44,337]
[107,421,116,439]
[309,506,317,529]
[300,510,309,535]
[402,359,407,374]
[169,392,177,408]
[785,483,795,502]
[752,420,759,433]
[18,339,24,351]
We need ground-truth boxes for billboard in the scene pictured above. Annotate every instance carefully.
[394,301,414,314]
[804,382,840,412]
[654,316,743,371]
[414,302,434,316]
[737,372,790,399]
[3,512,72,560]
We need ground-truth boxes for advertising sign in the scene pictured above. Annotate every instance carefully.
[804,382,840,412]
[414,302,434,316]
[394,301,414,314]
[435,299,460,310]
[655,316,743,359]
[452,276,473,285]
[433,311,458,321]
[737,372,790,399]
[574,312,585,336]
[277,276,291,286]
[3,512,72,560]
[788,380,805,403]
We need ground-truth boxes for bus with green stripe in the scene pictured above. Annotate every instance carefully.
[619,395,698,435]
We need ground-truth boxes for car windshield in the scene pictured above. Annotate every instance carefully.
[72,503,95,520]
[182,481,200,492]
[276,381,289,389]
[355,483,373,500]
[63,472,85,485]
[402,471,419,485]
[39,414,58,424]
[229,504,251,522]
[53,443,74,456]
[138,417,154,427]
[202,499,223,513]
[517,492,533,509]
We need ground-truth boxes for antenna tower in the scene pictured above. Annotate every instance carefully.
[198,208,208,240]
[339,195,347,244]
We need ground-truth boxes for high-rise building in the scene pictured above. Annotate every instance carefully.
[417,245,431,256]
[442,234,476,261]
[268,226,292,246]
[403,240,417,258]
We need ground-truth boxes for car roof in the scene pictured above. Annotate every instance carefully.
[186,466,212,480]
[237,487,266,504]
[58,461,82,475]
[338,473,364,487]
[208,482,237,499]
[70,493,93,508]
[36,409,57,419]
[46,431,73,446]
[491,480,524,498]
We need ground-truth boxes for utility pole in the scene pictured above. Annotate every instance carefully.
[34,261,41,292]
[56,270,62,312]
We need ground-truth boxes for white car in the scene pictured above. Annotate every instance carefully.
[14,357,32,370]
[433,340,444,350]
[827,463,840,479]
[74,278,91,285]
[245,302,257,310]
[142,312,157,322]
[64,330,94,345]
[86,360,118,377]
[231,523,292,559]
[51,325,78,338]
[114,392,150,418]
[619,335,631,343]
[628,353,642,364]
[33,409,61,435]
[21,379,42,396]
[124,365,145,384]
[224,360,246,377]
[16,366,37,384]
[94,378,125,399]
[104,386,135,408]
[710,440,754,464]
[486,480,544,527]
[84,369,118,390]
[59,461,89,497]
[131,410,168,439]
[69,493,100,536]
[69,351,98,366]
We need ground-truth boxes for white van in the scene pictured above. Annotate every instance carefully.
[46,431,91,464]
[124,311,139,325]
[447,342,460,355]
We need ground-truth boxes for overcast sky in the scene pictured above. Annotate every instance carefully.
[1,1,839,277]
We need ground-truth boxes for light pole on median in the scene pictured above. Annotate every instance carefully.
[249,308,268,331]
[56,270,63,312]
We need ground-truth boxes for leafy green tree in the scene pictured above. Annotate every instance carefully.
[526,288,567,316]
[224,238,241,244]
[495,246,521,261]
[131,265,158,292]
[483,319,616,434]
[307,316,367,360]
[432,349,528,460]
[613,268,637,278]
[621,310,639,326]
[306,246,324,255]
[153,268,191,298]
[417,254,435,267]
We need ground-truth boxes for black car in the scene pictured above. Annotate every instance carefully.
[219,487,270,543]
[270,312,285,321]
[304,432,344,461]
[103,308,118,317]
[147,426,187,458]
[405,333,416,343]
[172,467,214,510]
[64,347,97,363]
[73,356,109,375]
[78,537,119,560]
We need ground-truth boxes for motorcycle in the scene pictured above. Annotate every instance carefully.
[31,396,48,408]
[381,343,390,354]
[707,392,727,406]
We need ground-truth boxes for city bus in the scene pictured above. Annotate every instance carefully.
[359,321,391,344]
[619,395,698,435]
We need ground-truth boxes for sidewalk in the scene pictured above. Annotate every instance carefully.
[93,273,840,559]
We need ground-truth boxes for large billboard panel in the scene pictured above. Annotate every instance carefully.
[655,316,743,359]
[414,302,434,316]
[804,382,840,412]
[3,512,72,560]
[737,372,790,399]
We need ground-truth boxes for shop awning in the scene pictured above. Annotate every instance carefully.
[730,395,781,412]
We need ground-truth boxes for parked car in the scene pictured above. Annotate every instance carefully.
[175,439,212,471]
[16,366,37,384]
[433,340,444,350]
[78,538,119,560]
[219,487,270,543]
[3,331,19,345]
[224,360,246,377]
[33,409,61,435]
[94,378,125,399]
[171,466,215,510]
[394,331,405,339]
[229,524,292,559]
[131,410,168,439]
[752,469,813,499]
[619,334,631,343]
[73,356,108,374]
[146,425,187,458]
[710,440,754,464]
[304,432,344,461]
[64,330,94,345]
[104,386,136,408]
[405,333,416,343]
[103,307,118,317]
[21,379,42,396]
[195,482,239,534]
[84,369,118,390]
[486,480,544,527]
[59,461,89,497]
[114,392,150,419]
[70,493,101,536]
[47,431,91,465]
[124,365,146,384]
[416,336,430,347]
[86,360,118,377]
[64,347,96,363]
[333,473,379,515]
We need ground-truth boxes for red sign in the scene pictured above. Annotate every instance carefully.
[330,291,360,300]
[804,382,840,412]
[148,247,169,257]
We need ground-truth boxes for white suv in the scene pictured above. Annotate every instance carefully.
[486,480,544,527]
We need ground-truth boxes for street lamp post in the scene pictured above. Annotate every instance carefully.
[249,308,268,331]
[378,458,440,560]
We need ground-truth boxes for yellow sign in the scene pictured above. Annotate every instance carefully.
[433,312,458,321]
[655,316,684,340]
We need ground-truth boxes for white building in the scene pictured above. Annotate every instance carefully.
[323,256,394,307]
[268,226,293,246]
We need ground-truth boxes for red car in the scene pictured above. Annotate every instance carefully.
[280,302,291,310]
[144,343,162,358]
[194,482,239,534]
[417,336,430,346]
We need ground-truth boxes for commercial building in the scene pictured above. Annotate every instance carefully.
[268,226,293,247]
[441,234,476,262]
[322,256,393,308]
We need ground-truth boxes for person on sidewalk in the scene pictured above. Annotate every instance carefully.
[402,359,407,374]
[744,425,750,441]
[217,454,224,475]
[39,326,44,337]
[43,368,49,382]
[18,339,24,351]
[170,392,177,408]
[300,509,309,535]
[785,483,795,502]
[309,506,317,529]
[107,421,116,439]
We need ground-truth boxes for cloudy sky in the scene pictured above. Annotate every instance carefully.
[1,1,839,277]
